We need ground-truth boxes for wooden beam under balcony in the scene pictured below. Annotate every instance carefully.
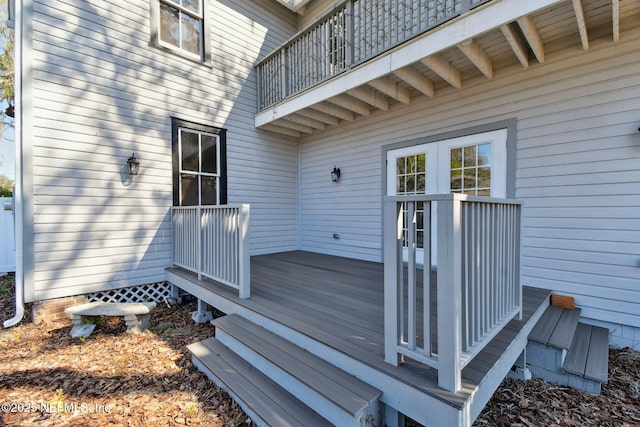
[369,77,411,105]
[272,118,314,134]
[571,0,589,50]
[393,66,434,98]
[285,113,326,130]
[309,102,355,122]
[297,108,340,127]
[347,86,390,111]
[458,39,494,79]
[421,55,462,89]
[517,15,545,64]
[328,94,371,117]
[500,23,530,68]
[612,0,620,42]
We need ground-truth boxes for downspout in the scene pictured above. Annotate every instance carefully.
[4,0,26,328]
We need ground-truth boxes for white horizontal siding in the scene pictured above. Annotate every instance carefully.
[29,0,298,301]
[298,36,640,327]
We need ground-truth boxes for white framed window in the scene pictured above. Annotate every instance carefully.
[151,0,210,63]
[172,118,227,206]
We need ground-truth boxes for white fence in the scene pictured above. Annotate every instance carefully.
[0,197,15,273]
[172,205,250,298]
[383,193,522,392]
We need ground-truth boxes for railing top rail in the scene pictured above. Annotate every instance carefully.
[384,193,522,205]
[171,204,249,210]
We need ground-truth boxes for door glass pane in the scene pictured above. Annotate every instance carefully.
[181,130,199,172]
[450,143,492,195]
[180,174,198,205]
[463,146,477,167]
[201,176,217,205]
[478,167,491,189]
[159,2,180,48]
[201,134,217,174]
[450,147,462,169]
[477,143,491,166]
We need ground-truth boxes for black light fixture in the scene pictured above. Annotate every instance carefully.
[126,153,140,176]
[331,166,341,183]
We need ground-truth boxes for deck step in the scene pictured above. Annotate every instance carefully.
[212,314,382,427]
[529,305,581,350]
[563,323,609,384]
[188,338,332,427]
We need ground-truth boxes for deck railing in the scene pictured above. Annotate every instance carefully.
[172,205,251,299]
[383,194,522,392]
[256,0,492,110]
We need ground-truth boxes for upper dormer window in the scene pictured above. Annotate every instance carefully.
[151,0,209,63]
[159,0,203,57]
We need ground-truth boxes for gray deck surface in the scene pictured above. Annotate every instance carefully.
[168,251,551,408]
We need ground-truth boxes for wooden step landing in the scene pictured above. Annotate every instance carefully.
[188,338,332,427]
[212,314,382,426]
[529,305,581,350]
[563,323,609,384]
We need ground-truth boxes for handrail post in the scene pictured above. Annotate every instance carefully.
[197,206,202,280]
[383,199,402,366]
[436,196,462,392]
[238,204,251,299]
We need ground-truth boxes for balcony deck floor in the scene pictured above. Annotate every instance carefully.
[167,250,550,408]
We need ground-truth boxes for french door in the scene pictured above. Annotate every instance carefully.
[386,129,507,267]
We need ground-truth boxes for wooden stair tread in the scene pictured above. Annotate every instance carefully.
[213,314,381,417]
[188,339,332,427]
[548,307,581,349]
[529,305,581,349]
[562,323,609,384]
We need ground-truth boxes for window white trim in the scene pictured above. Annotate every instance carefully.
[150,0,211,64]
[178,127,221,206]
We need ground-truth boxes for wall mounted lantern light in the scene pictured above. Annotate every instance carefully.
[331,166,341,183]
[126,153,140,176]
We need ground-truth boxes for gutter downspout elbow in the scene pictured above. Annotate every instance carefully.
[3,271,25,328]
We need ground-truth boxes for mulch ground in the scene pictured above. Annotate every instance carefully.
[1,273,639,426]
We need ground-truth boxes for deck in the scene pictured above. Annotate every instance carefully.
[167,250,550,422]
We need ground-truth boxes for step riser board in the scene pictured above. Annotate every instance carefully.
[528,364,601,395]
[527,342,567,371]
[216,327,381,427]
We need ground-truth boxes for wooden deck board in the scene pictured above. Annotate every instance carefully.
[168,251,551,410]
[584,325,609,384]
[548,308,581,350]
[528,305,562,345]
[563,323,590,377]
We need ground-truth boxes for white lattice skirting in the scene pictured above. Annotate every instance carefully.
[86,282,174,304]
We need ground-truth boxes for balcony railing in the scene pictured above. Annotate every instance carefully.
[256,0,491,110]
[172,205,251,299]
[383,194,522,392]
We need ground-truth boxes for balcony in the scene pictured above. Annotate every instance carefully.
[255,0,632,136]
